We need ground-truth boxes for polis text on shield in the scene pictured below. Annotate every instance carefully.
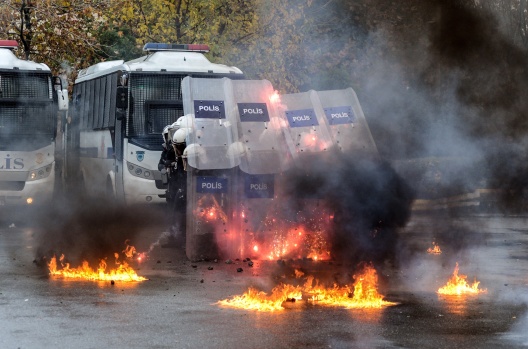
[198,105,220,112]
[243,108,263,114]
[202,182,223,190]
[331,112,349,119]
[250,183,267,190]
[293,115,311,122]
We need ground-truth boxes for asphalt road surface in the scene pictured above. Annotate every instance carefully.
[2,210,528,349]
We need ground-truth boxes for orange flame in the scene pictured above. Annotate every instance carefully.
[217,284,303,312]
[427,242,442,254]
[437,263,486,295]
[217,263,396,312]
[48,242,147,282]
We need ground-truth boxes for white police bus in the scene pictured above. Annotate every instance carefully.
[0,40,68,207]
[70,43,244,204]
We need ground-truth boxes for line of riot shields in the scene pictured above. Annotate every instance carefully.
[180,77,379,261]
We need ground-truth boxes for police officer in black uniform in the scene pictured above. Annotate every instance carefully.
[167,127,190,235]
[159,124,176,203]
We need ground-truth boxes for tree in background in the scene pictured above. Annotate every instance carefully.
[106,0,257,62]
[0,0,110,80]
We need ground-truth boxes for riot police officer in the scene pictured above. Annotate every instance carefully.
[167,127,191,235]
[159,124,176,202]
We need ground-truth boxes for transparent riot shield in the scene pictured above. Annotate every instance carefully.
[181,77,241,260]
[242,90,336,261]
[185,167,236,261]
[278,90,334,161]
[316,88,379,157]
[230,79,291,174]
[230,88,337,261]
[226,80,293,259]
[232,170,333,261]
[181,77,240,170]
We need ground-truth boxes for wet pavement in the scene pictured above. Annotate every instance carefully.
[2,212,528,348]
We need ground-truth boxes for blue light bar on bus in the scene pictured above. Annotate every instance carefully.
[143,43,210,53]
[0,40,18,50]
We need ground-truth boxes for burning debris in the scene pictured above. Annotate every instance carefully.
[217,263,396,312]
[48,241,147,282]
[427,242,442,255]
[32,198,166,281]
[48,254,147,282]
[437,262,486,296]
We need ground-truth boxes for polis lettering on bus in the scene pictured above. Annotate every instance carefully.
[202,182,223,190]
[331,112,349,119]
[243,108,264,115]
[250,183,267,190]
[198,105,220,112]
[0,155,24,170]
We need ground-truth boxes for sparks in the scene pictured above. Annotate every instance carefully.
[269,91,280,104]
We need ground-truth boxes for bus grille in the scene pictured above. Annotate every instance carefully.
[0,70,53,99]
[0,181,25,191]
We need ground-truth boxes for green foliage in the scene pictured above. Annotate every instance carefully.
[97,26,142,61]
[0,0,110,79]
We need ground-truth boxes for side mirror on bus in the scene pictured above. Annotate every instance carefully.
[116,86,129,110]
[53,76,69,111]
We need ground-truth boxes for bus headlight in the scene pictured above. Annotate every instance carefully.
[28,164,53,181]
[127,162,155,180]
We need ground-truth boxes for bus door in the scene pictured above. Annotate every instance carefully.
[113,84,128,203]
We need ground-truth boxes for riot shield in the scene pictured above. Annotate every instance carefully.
[316,88,379,157]
[181,77,240,170]
[278,90,334,161]
[230,79,291,175]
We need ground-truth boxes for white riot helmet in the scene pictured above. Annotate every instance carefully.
[167,121,179,143]
[183,143,204,159]
[172,127,191,144]
[182,143,204,171]
[174,114,193,130]
[162,124,171,143]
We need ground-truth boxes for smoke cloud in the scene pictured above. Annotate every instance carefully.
[282,151,414,268]
[351,0,528,208]
[32,195,166,268]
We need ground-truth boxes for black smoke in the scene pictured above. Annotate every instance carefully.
[283,151,415,268]
[33,196,165,269]
[328,0,528,210]
[425,1,528,210]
